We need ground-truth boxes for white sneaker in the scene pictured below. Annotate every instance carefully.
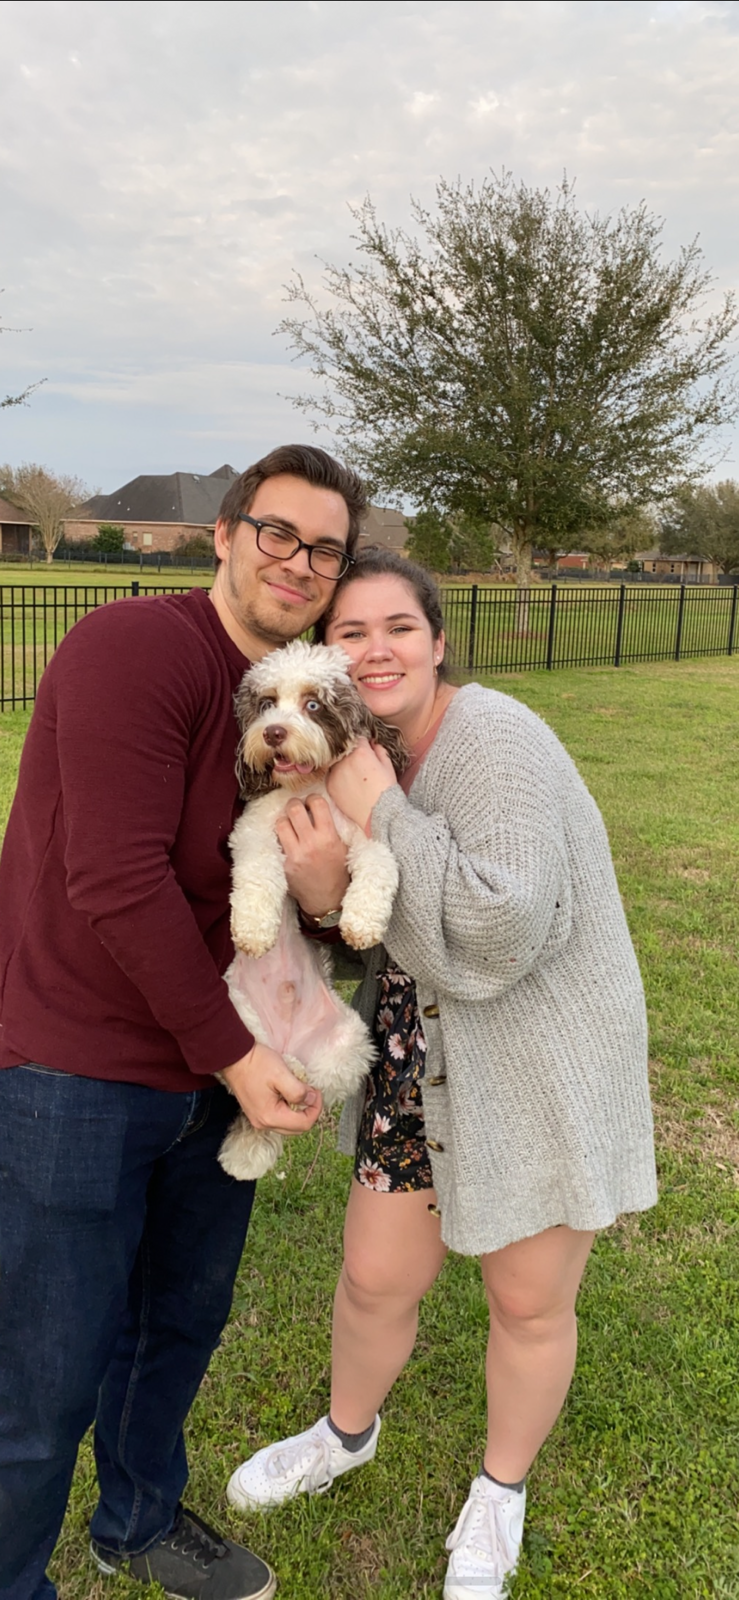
[443,1476,526,1599]
[226,1415,381,1510]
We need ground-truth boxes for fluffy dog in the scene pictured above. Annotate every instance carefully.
[219,639,405,1182]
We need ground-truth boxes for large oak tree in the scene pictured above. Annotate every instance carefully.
[282,174,738,584]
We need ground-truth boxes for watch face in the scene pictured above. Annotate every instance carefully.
[318,909,342,928]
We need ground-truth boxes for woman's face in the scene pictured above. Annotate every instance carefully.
[325,574,445,739]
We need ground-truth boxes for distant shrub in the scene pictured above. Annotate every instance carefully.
[93,523,126,553]
[174,532,214,561]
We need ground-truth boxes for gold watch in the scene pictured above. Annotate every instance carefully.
[298,906,343,930]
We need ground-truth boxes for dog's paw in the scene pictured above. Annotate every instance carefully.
[218,1121,283,1181]
[339,910,387,950]
[230,910,281,959]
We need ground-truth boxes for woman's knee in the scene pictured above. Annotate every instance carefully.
[484,1275,575,1337]
[339,1245,423,1319]
[482,1228,594,1333]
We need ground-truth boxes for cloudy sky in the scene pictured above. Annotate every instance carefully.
[1,0,738,492]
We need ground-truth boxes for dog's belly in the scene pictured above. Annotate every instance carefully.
[226,905,357,1069]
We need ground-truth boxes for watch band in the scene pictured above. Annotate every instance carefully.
[298,906,343,930]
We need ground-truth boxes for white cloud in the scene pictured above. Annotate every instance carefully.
[1,0,738,482]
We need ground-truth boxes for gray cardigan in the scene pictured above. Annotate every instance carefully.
[338,683,657,1256]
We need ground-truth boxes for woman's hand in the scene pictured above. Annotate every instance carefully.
[276,795,350,916]
[326,739,398,831]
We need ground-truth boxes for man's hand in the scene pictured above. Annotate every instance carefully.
[326,740,397,831]
[221,1043,323,1134]
[275,794,350,917]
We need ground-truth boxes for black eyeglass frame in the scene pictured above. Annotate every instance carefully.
[238,513,355,581]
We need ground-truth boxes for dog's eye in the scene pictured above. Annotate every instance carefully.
[305,699,321,714]
[258,698,275,715]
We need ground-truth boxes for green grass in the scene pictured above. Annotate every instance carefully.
[0,561,213,587]
[1,658,738,1598]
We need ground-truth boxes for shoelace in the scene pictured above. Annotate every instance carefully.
[445,1489,514,1577]
[168,1509,227,1569]
[266,1431,333,1489]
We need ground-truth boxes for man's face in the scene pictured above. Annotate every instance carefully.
[212,473,350,658]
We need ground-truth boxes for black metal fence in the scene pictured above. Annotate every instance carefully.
[0,583,191,710]
[1,580,738,710]
[441,581,739,674]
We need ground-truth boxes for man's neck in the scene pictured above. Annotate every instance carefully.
[209,574,280,662]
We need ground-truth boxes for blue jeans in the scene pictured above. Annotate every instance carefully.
[0,1066,255,1600]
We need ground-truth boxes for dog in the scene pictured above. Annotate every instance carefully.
[218,639,406,1182]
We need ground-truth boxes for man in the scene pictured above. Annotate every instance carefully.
[0,445,363,1600]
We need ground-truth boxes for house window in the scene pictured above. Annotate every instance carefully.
[143,533,153,547]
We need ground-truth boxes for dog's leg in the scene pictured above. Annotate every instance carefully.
[218,1119,284,1181]
[229,800,289,958]
[339,830,399,949]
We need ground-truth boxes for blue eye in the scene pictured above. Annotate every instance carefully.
[305,699,320,713]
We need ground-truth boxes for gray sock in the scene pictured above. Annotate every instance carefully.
[328,1415,376,1453]
[482,1465,526,1493]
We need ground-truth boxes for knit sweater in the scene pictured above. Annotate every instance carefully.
[338,683,657,1255]
[0,588,254,1090]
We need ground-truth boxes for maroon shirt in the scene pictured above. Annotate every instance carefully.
[0,587,255,1091]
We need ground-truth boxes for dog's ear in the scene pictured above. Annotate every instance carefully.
[235,748,275,802]
[358,707,409,775]
[233,674,261,734]
[233,674,275,800]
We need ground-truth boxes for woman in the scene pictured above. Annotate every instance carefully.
[227,549,657,1600]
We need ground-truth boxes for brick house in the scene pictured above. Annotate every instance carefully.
[64,465,409,556]
[64,465,240,553]
[0,495,34,556]
[634,548,720,582]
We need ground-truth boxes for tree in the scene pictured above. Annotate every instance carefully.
[659,481,739,575]
[0,463,89,564]
[281,173,738,589]
[1,293,45,411]
[174,531,214,561]
[580,506,658,569]
[93,522,126,554]
[406,507,500,574]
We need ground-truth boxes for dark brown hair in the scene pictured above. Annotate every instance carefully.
[314,546,450,678]
[218,445,368,556]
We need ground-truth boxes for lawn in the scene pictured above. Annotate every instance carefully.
[1,658,738,1599]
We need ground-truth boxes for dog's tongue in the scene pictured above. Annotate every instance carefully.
[273,757,314,775]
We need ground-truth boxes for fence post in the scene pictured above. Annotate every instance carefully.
[467,584,478,672]
[728,582,738,656]
[546,584,557,670]
[674,583,686,661]
[614,584,626,668]
[131,581,139,597]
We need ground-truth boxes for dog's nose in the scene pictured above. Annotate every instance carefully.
[263,724,288,748]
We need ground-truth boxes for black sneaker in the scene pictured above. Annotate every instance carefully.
[90,1505,276,1600]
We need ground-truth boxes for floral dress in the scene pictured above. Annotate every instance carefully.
[354,964,433,1193]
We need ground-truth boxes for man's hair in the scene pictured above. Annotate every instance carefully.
[217,445,368,556]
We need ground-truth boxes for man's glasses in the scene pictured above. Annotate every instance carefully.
[239,514,354,581]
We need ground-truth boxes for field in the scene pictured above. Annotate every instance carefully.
[1,657,738,1598]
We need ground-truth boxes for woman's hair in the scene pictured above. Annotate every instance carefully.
[315,546,450,679]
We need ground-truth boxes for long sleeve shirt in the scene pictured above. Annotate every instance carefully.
[0,586,255,1091]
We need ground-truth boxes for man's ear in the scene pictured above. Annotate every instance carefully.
[214,517,233,561]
